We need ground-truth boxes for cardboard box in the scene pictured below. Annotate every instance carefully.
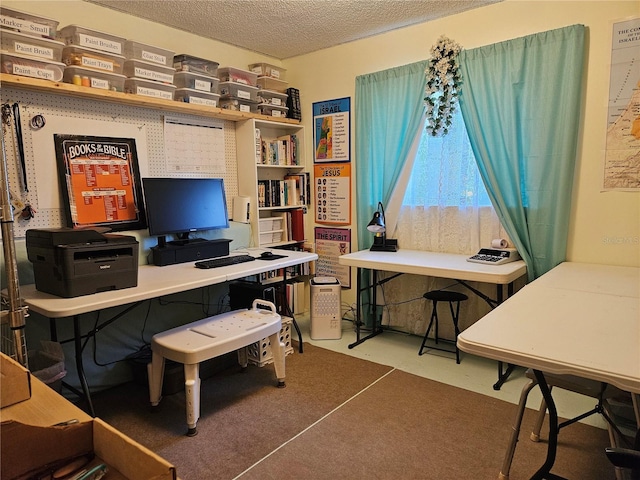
[1,418,176,480]
[0,353,31,408]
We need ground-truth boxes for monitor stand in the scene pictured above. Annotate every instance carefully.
[151,238,231,266]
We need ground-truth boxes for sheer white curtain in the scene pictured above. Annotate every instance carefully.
[381,109,512,336]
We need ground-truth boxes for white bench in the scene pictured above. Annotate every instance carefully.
[147,300,286,436]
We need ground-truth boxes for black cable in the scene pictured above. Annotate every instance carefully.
[11,103,28,192]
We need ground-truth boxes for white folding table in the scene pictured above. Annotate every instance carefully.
[338,249,527,388]
[458,262,640,479]
[19,249,317,416]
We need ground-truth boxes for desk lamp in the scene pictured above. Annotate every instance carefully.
[367,202,398,252]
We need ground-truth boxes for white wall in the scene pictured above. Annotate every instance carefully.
[7,0,640,311]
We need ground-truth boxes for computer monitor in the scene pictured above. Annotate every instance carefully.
[142,177,230,244]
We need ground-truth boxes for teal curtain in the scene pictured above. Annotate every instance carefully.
[355,60,428,250]
[354,61,427,327]
[458,25,586,281]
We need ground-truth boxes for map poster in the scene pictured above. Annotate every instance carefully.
[54,135,147,231]
[313,97,350,163]
[315,227,351,288]
[603,17,640,190]
[314,163,351,225]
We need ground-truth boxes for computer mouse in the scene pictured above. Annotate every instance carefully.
[260,251,274,258]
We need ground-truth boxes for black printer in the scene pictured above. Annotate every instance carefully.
[26,228,139,298]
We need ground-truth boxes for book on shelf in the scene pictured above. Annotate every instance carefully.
[286,87,301,120]
[283,178,298,206]
[285,280,306,314]
[255,128,262,164]
[290,208,304,241]
[284,172,310,205]
[260,134,299,165]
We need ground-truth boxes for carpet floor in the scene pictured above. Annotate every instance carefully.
[91,343,614,480]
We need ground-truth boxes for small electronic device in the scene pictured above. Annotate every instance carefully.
[310,277,342,340]
[467,248,521,265]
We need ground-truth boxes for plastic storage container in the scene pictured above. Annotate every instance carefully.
[61,44,124,74]
[123,59,175,84]
[173,53,219,77]
[174,88,220,107]
[248,62,286,80]
[124,77,175,100]
[173,71,219,93]
[57,24,125,56]
[256,76,288,93]
[1,51,64,81]
[0,28,64,62]
[124,40,174,67]
[257,89,288,106]
[257,104,289,118]
[219,96,258,113]
[0,6,59,38]
[63,66,126,91]
[218,66,257,86]
[218,81,258,101]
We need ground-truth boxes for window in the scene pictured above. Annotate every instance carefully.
[402,109,491,209]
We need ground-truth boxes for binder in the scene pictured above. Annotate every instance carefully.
[290,208,304,241]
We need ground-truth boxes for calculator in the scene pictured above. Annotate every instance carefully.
[467,248,521,265]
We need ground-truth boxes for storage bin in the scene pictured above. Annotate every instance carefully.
[174,88,220,107]
[1,51,64,81]
[257,104,289,118]
[248,62,286,80]
[124,77,175,100]
[57,24,125,56]
[219,96,258,113]
[0,28,64,62]
[0,6,59,39]
[124,40,174,67]
[217,66,257,86]
[63,66,126,91]
[61,44,124,74]
[173,53,219,77]
[257,89,288,106]
[173,71,219,93]
[256,75,288,93]
[218,81,258,101]
[123,59,174,84]
[247,316,294,367]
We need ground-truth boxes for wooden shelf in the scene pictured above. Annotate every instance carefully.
[1,73,300,125]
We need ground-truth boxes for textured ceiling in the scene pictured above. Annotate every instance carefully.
[86,0,500,59]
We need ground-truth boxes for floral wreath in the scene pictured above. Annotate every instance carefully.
[424,35,462,136]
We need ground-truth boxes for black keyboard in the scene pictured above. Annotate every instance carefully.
[195,255,256,269]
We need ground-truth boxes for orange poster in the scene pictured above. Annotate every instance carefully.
[55,135,147,231]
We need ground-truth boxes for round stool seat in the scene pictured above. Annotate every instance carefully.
[423,290,468,302]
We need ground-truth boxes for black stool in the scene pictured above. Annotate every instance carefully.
[419,290,468,363]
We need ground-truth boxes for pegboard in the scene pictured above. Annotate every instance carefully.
[1,87,238,238]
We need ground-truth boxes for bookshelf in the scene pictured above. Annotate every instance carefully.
[236,119,308,248]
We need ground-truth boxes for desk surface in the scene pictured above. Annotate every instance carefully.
[458,262,640,393]
[20,249,317,318]
[338,249,526,284]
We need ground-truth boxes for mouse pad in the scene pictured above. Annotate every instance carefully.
[260,254,287,260]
